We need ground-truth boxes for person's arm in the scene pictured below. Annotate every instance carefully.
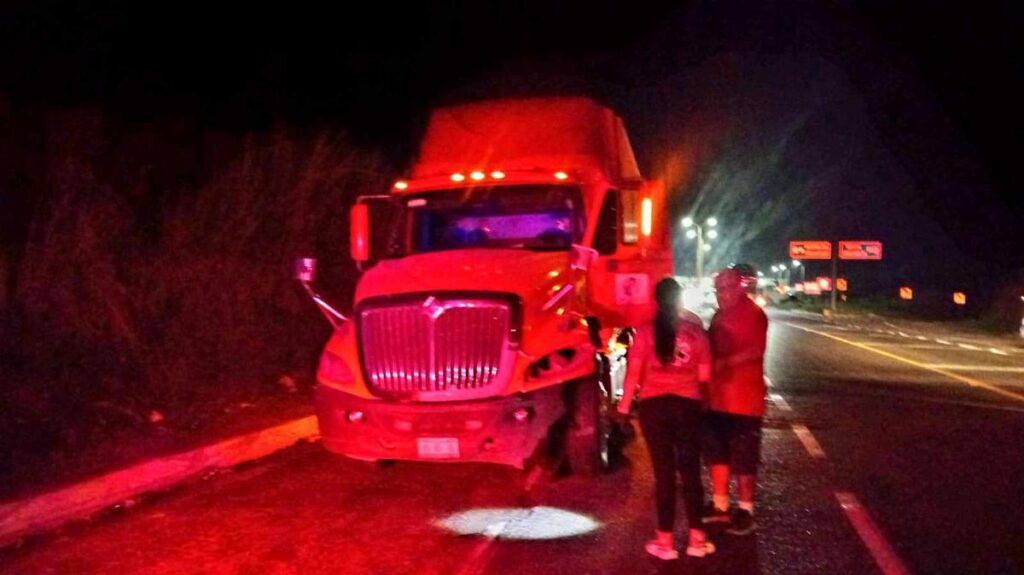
[618,328,648,415]
[696,330,713,403]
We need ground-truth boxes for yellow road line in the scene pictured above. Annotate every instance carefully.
[786,322,1024,405]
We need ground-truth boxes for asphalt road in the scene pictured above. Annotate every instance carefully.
[2,310,1022,574]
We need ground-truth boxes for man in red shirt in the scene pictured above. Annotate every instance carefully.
[703,268,768,535]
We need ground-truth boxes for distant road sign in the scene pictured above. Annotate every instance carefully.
[839,241,883,260]
[836,278,848,292]
[899,286,913,300]
[789,241,832,260]
[953,291,967,305]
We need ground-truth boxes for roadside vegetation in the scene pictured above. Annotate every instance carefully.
[0,107,386,497]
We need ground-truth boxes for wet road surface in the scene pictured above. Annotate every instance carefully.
[2,310,1022,574]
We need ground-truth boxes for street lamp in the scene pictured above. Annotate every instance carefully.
[792,260,805,283]
[681,216,718,279]
[775,263,791,284]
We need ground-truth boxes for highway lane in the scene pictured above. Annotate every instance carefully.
[768,310,1024,574]
[2,309,1021,574]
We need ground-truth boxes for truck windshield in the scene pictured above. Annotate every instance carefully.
[404,185,584,253]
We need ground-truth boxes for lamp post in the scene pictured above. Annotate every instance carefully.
[682,216,718,280]
[792,259,805,284]
[773,263,789,284]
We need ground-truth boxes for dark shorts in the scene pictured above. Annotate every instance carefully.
[703,410,763,475]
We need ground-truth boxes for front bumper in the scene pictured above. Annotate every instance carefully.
[314,385,565,468]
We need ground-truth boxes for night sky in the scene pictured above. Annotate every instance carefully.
[2,1,1021,296]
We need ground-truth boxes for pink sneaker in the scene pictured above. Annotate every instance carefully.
[686,539,716,558]
[644,539,679,560]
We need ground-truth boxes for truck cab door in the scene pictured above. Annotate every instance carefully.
[585,185,673,331]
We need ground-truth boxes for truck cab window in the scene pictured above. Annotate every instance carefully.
[405,184,584,254]
[620,188,639,244]
[593,190,619,255]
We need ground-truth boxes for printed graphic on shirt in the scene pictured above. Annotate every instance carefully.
[672,335,693,366]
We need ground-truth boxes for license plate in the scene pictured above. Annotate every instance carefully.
[417,437,460,459]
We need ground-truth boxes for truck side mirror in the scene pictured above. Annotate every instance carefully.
[570,244,599,271]
[350,203,370,262]
[294,257,317,282]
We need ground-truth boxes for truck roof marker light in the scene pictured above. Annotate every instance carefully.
[547,270,560,278]
[490,170,506,180]
[451,173,466,182]
[393,180,409,190]
[470,171,485,181]
[554,171,569,180]
[641,197,653,237]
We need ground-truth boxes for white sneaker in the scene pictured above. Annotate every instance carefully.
[644,540,679,560]
[685,540,716,558]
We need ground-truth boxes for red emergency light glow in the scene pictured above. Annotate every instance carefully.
[641,197,653,237]
[350,204,370,261]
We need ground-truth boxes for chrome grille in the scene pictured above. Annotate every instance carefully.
[359,297,513,400]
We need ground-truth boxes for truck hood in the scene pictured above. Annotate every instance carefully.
[356,249,575,306]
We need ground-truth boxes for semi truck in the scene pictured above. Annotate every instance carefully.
[297,97,673,474]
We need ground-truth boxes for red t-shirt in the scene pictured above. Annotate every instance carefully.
[708,297,768,416]
[627,317,711,402]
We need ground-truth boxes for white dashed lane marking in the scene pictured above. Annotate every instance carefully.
[769,393,792,412]
[791,424,826,459]
[836,492,912,575]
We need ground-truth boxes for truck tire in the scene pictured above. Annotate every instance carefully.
[565,374,610,477]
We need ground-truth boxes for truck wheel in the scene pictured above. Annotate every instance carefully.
[565,375,610,476]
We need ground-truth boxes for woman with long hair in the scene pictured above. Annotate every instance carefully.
[617,277,715,560]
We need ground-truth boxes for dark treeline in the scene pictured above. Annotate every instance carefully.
[0,98,386,479]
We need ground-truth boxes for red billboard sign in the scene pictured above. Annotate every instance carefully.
[839,241,882,260]
[789,241,832,260]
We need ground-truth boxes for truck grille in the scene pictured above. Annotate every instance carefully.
[358,296,515,400]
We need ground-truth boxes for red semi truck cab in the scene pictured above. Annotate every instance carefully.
[308,97,673,472]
